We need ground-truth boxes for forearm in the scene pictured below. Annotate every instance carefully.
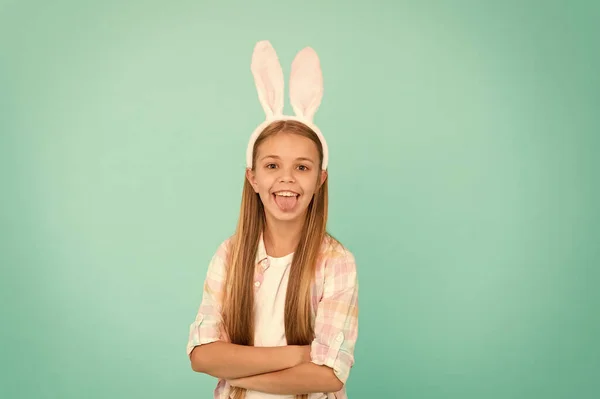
[230,362,343,395]
[190,341,302,380]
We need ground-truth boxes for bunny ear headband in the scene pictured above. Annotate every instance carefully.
[246,40,329,170]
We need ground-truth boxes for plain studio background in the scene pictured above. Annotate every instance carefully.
[1,0,598,398]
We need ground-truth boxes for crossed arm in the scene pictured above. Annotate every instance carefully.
[189,341,343,394]
[188,241,358,395]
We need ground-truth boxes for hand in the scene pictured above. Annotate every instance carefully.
[300,345,312,364]
[228,377,245,388]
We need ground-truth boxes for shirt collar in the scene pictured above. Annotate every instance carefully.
[255,232,268,264]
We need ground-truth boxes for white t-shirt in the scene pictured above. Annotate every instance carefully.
[245,252,295,399]
[244,253,329,399]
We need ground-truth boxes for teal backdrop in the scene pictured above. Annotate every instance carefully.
[1,0,599,398]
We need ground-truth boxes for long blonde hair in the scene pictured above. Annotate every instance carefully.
[224,120,332,399]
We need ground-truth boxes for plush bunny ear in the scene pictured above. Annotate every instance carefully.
[289,46,323,122]
[251,40,284,118]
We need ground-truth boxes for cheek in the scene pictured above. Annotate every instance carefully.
[254,175,272,192]
[301,175,320,194]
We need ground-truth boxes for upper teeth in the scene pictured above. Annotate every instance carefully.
[275,191,297,197]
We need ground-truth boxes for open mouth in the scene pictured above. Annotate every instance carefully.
[272,191,300,212]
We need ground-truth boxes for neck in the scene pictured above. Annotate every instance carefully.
[263,214,305,258]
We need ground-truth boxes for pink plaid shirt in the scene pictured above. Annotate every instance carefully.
[186,234,359,399]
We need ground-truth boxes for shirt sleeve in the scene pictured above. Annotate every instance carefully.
[310,247,359,385]
[186,240,229,358]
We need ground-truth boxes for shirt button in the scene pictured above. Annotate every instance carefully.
[254,281,261,287]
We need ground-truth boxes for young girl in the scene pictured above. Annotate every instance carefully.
[187,40,359,399]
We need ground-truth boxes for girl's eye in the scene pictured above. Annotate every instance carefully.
[266,163,277,169]
[298,165,309,171]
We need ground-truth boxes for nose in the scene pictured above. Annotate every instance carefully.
[278,166,295,183]
[279,174,295,183]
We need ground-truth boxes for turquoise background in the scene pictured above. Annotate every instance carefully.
[1,0,599,397]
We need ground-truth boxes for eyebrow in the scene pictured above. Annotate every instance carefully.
[260,155,315,164]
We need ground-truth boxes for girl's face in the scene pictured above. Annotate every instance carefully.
[246,132,327,224]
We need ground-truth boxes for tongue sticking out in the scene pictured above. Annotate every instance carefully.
[274,195,298,212]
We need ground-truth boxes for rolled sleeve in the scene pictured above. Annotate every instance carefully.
[310,248,359,384]
[186,241,229,358]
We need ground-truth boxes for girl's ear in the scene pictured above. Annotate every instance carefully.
[246,168,259,193]
[318,170,328,188]
[251,41,285,118]
[290,46,323,123]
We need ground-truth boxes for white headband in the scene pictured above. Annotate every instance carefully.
[246,40,329,170]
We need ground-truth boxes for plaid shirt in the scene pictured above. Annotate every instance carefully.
[186,234,359,399]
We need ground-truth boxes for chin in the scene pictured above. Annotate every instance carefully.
[266,209,304,223]
[265,204,309,223]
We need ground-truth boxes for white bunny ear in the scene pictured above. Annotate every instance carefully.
[251,41,284,118]
[289,46,323,122]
